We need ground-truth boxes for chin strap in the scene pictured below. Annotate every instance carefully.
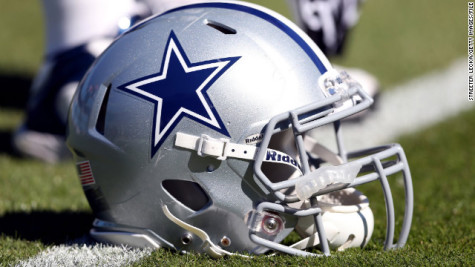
[290,225,355,252]
[175,132,302,174]
[304,135,343,166]
[162,204,248,258]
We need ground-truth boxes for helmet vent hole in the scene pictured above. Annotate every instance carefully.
[72,149,85,158]
[162,180,210,211]
[96,83,112,135]
[204,19,237,34]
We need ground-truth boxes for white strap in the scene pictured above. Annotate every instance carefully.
[304,135,343,165]
[290,232,321,250]
[175,132,256,161]
[290,223,339,250]
[175,132,302,174]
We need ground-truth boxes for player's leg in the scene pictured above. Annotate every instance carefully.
[13,0,149,163]
[287,0,362,56]
[287,0,379,119]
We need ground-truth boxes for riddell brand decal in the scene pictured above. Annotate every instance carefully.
[266,150,299,169]
[245,133,264,145]
[77,161,96,186]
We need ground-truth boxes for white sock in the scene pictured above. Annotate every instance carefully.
[41,0,143,56]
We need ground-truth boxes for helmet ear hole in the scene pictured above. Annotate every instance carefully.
[162,180,210,211]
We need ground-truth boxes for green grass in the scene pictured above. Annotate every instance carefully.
[0,236,45,266]
[0,0,472,266]
[0,158,88,213]
[0,0,43,75]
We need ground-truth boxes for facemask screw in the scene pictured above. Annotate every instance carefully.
[263,217,279,233]
[181,233,193,245]
[207,165,215,172]
[220,236,231,247]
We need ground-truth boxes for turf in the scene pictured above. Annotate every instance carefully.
[0,1,43,75]
[0,0,472,266]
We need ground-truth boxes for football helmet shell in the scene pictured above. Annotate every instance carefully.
[67,1,413,257]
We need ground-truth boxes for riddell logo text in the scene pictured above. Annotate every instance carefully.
[245,134,263,144]
[266,150,299,168]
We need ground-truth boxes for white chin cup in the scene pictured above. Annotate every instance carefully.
[295,188,374,251]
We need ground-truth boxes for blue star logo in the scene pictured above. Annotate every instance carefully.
[118,31,240,157]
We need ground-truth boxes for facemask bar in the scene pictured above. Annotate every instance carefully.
[254,83,373,202]
[252,81,413,255]
[346,145,414,250]
[249,201,327,256]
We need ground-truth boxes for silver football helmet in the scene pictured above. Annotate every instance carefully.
[67,1,413,257]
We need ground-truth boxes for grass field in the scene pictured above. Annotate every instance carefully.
[0,0,473,266]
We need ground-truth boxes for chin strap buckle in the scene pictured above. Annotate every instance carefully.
[175,132,303,175]
[196,134,230,160]
[175,132,258,161]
